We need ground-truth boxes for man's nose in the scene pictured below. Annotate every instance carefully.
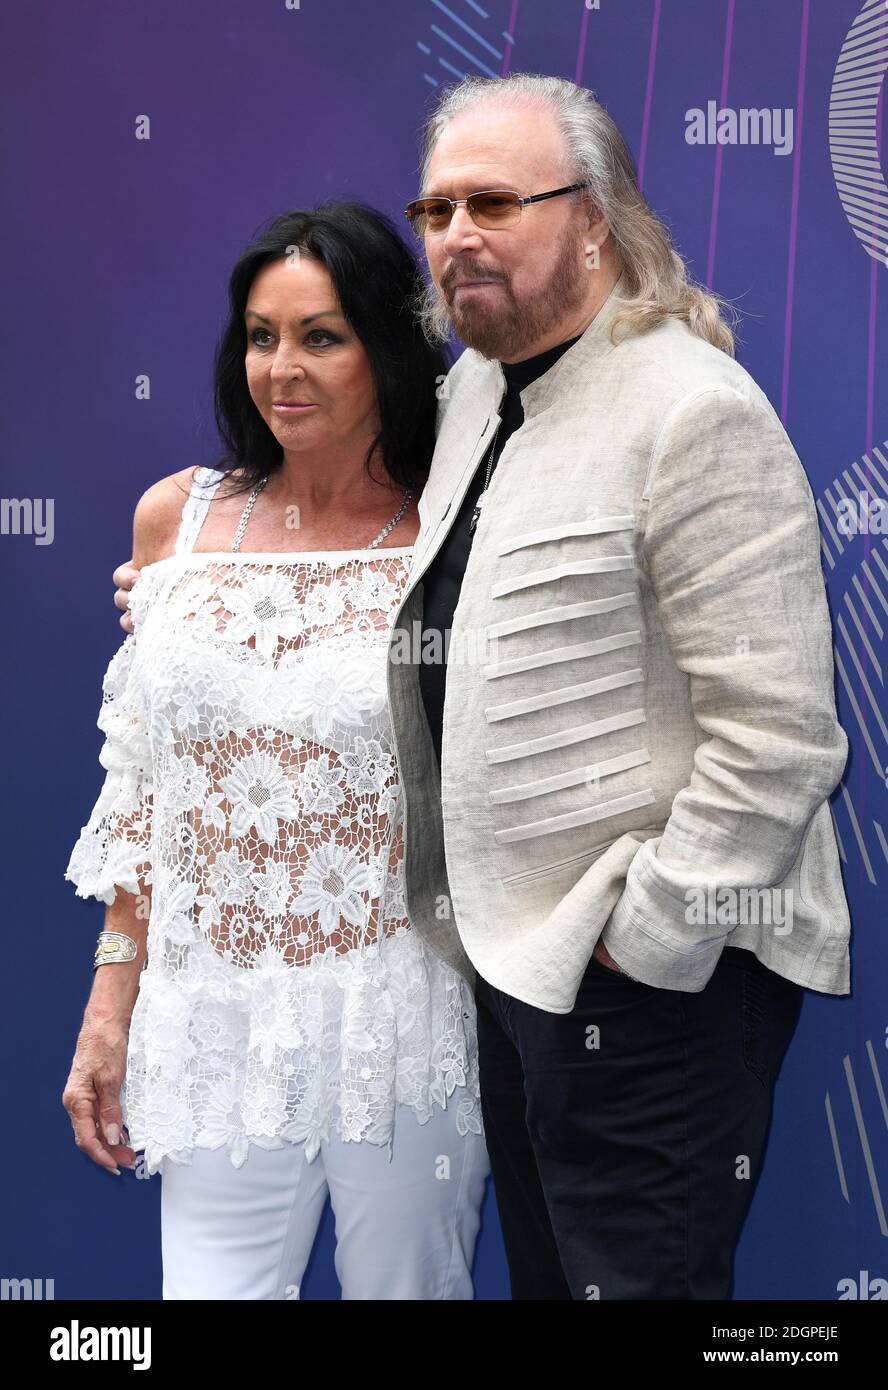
[442,203,484,257]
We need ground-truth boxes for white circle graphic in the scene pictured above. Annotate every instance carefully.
[829,0,888,267]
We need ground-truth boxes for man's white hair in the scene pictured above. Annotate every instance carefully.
[417,72,738,356]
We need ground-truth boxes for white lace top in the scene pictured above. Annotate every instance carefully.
[65,465,482,1175]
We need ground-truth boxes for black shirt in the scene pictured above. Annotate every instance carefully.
[418,330,584,766]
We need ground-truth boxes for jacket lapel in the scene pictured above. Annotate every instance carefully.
[406,358,505,596]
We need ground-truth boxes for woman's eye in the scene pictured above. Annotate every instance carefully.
[248,327,341,347]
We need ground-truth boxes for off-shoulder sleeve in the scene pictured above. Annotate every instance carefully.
[64,634,154,905]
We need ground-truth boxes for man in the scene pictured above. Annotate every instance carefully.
[391,72,850,1301]
[114,73,851,1300]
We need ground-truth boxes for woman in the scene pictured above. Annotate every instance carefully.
[62,202,490,1299]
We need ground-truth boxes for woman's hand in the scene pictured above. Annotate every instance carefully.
[62,1014,138,1175]
[113,560,141,636]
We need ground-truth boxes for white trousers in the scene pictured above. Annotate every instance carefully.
[160,1102,491,1299]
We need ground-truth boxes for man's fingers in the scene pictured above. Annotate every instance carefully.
[112,560,140,625]
[112,560,139,590]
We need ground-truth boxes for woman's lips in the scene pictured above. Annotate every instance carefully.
[272,402,318,412]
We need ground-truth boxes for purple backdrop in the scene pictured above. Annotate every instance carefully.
[2,0,886,1300]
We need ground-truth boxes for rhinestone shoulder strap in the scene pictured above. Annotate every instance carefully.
[173,466,228,555]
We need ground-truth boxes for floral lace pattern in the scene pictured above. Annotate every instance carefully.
[65,473,482,1175]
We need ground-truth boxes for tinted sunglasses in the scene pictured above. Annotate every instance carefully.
[404,182,591,236]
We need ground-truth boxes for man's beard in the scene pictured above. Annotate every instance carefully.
[414,225,590,360]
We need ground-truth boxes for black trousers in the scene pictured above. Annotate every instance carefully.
[474,943,803,1300]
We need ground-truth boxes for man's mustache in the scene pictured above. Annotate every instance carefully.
[442,266,507,297]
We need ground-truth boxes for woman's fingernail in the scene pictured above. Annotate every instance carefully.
[105,1124,120,1146]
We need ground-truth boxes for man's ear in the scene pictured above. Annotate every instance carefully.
[584,199,610,247]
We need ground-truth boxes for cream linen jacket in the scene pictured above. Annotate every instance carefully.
[385,272,851,1011]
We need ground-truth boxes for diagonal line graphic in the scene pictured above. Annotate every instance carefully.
[844,1054,888,1237]
[825,1091,850,1203]
[866,1039,888,1130]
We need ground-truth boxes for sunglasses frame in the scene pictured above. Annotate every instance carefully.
[404,182,592,235]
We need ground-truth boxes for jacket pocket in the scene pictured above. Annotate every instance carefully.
[501,836,622,887]
[500,821,662,887]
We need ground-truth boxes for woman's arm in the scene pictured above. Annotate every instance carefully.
[63,472,188,1172]
[114,466,196,633]
[89,879,150,1016]
[63,877,150,1173]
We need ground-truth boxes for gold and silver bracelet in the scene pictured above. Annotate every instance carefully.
[93,931,140,971]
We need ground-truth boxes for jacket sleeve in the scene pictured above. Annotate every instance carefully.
[64,634,154,906]
[599,383,849,990]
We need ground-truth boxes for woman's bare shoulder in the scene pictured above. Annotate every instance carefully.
[131,466,202,568]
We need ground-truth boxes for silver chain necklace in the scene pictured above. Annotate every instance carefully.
[231,475,413,554]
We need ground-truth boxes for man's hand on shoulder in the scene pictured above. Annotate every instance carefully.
[113,561,141,634]
[115,467,195,634]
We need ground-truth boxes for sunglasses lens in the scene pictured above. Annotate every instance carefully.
[469,192,521,227]
[406,191,523,234]
[407,199,452,235]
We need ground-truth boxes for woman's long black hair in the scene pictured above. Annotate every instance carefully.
[208,201,451,500]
